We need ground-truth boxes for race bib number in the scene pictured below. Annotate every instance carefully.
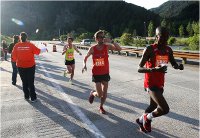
[94,58,105,66]
[156,55,168,66]
[67,53,74,59]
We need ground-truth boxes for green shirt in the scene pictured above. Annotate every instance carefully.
[65,47,74,61]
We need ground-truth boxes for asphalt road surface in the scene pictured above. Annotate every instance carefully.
[1,42,199,138]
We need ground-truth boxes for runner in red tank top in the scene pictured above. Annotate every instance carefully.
[136,27,184,132]
[82,30,121,114]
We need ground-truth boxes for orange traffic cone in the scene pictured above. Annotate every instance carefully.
[53,44,57,52]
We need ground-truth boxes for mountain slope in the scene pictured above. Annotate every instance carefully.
[1,1,160,39]
[150,1,199,19]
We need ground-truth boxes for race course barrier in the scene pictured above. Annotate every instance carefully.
[76,45,199,64]
[40,42,197,64]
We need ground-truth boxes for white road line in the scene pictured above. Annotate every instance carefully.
[39,62,105,138]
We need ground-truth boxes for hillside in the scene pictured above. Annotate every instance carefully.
[1,1,160,39]
[150,1,199,20]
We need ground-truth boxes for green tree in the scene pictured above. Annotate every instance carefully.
[186,22,193,36]
[60,35,67,41]
[123,28,130,33]
[179,25,184,37]
[148,21,154,37]
[132,29,137,37]
[188,34,199,50]
[168,37,176,45]
[120,33,132,45]
[192,21,199,35]
[78,32,93,40]
[103,30,112,38]
[161,18,167,27]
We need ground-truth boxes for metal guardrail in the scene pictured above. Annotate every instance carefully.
[76,45,199,64]
[44,41,199,64]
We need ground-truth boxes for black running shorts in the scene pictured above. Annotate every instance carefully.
[65,59,75,65]
[145,86,164,93]
[92,73,110,83]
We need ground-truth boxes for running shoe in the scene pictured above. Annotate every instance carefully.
[136,118,147,133]
[68,79,73,85]
[31,99,37,103]
[25,98,29,101]
[143,114,152,132]
[88,91,95,104]
[99,106,106,114]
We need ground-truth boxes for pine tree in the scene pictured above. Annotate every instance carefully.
[148,21,154,37]
[186,22,193,36]
[179,25,184,37]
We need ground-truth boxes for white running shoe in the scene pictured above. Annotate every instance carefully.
[69,79,73,85]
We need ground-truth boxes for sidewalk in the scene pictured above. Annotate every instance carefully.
[0,60,93,138]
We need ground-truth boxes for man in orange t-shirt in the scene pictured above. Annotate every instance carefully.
[12,32,47,102]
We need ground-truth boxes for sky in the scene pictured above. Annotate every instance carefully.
[124,0,168,9]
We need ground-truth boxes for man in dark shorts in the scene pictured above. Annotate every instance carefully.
[82,30,121,114]
[136,26,184,132]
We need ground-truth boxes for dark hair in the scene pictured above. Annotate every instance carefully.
[94,30,104,38]
[156,26,169,36]
[20,32,27,42]
[13,35,19,44]
[67,37,74,41]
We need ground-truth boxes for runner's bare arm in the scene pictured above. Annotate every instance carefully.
[73,45,82,55]
[168,48,184,70]
[138,46,167,73]
[82,47,94,73]
[63,45,67,51]
[61,45,68,55]
[62,50,66,55]
[108,42,121,51]
[104,38,121,51]
[138,46,153,73]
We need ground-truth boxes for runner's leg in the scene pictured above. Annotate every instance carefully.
[145,97,157,113]
[148,90,169,117]
[67,65,72,74]
[71,64,75,80]
[100,81,108,107]
[93,82,103,98]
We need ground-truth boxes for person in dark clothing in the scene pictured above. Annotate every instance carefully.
[8,35,19,85]
[2,40,8,60]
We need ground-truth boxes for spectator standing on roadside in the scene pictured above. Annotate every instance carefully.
[136,26,184,133]
[12,32,48,102]
[2,40,8,60]
[8,35,19,85]
[82,30,121,114]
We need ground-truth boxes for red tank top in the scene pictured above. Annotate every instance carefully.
[92,44,109,75]
[144,44,170,88]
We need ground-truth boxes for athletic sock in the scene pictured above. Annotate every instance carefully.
[139,115,143,123]
[147,112,154,120]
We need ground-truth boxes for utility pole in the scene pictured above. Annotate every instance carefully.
[59,29,60,40]
[144,22,146,37]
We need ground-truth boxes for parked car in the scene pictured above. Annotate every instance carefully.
[80,39,91,46]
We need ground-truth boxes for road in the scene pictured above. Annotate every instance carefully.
[1,42,199,138]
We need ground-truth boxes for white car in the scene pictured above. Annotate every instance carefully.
[80,39,91,46]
